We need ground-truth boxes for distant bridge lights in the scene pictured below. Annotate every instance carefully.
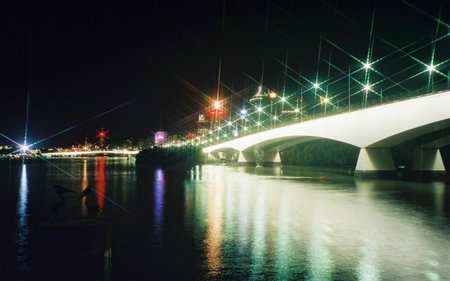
[19,143,29,154]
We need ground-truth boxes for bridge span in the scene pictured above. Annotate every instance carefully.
[203,90,450,178]
[42,150,139,157]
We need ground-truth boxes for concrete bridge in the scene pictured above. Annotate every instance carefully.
[41,150,139,157]
[203,90,450,178]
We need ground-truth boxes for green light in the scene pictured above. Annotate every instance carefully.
[363,62,371,70]
[257,107,263,112]
[427,64,436,73]
[313,82,320,89]
[364,84,372,91]
[256,122,261,126]
[280,97,287,102]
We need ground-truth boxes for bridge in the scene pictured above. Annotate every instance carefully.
[41,150,139,157]
[203,90,450,178]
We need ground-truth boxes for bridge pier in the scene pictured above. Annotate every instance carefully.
[237,150,281,166]
[406,148,447,180]
[262,151,281,166]
[237,151,256,164]
[354,148,397,179]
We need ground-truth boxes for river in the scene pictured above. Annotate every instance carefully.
[0,157,449,280]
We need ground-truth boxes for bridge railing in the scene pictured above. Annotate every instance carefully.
[201,82,449,147]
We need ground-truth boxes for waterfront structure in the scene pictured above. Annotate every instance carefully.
[41,150,139,157]
[203,90,450,178]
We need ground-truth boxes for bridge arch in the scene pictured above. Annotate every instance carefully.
[203,91,450,178]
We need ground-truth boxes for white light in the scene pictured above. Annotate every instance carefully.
[427,64,436,72]
[313,82,320,89]
[256,122,261,126]
[363,62,371,70]
[257,107,263,112]
[213,100,221,110]
[364,84,372,91]
[20,144,29,153]
[294,108,300,113]
[243,127,248,131]
[217,126,222,131]
[280,97,287,102]
[273,116,278,120]
[323,97,330,104]
[240,109,248,116]
[227,121,232,126]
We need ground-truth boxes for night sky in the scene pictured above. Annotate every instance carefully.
[1,0,449,147]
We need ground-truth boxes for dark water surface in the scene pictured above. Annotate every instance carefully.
[1,158,449,281]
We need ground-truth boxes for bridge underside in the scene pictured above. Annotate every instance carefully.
[206,136,449,180]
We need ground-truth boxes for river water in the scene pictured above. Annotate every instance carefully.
[1,157,449,281]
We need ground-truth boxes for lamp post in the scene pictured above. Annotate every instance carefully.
[268,90,277,128]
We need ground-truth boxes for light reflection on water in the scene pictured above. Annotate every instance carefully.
[3,160,450,281]
[16,164,29,272]
[154,169,165,240]
[185,165,450,281]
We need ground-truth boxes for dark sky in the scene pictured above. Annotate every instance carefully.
[1,0,449,147]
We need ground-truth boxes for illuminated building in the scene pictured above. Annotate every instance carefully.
[154,131,168,146]
[197,114,209,135]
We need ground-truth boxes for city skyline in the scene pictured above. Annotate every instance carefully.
[1,0,448,148]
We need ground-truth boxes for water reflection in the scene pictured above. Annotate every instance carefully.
[185,165,450,280]
[204,167,224,277]
[96,157,105,209]
[81,159,88,215]
[307,203,333,281]
[250,181,268,279]
[154,169,165,239]
[16,164,29,271]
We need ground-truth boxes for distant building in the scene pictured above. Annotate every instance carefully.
[154,131,168,146]
[196,114,208,135]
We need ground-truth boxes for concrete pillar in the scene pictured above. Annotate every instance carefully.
[237,151,256,164]
[408,148,446,180]
[207,152,219,161]
[262,151,282,166]
[354,148,396,179]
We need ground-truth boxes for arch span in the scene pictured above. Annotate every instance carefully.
[203,90,450,178]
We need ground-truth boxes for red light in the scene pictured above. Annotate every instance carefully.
[96,129,109,140]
